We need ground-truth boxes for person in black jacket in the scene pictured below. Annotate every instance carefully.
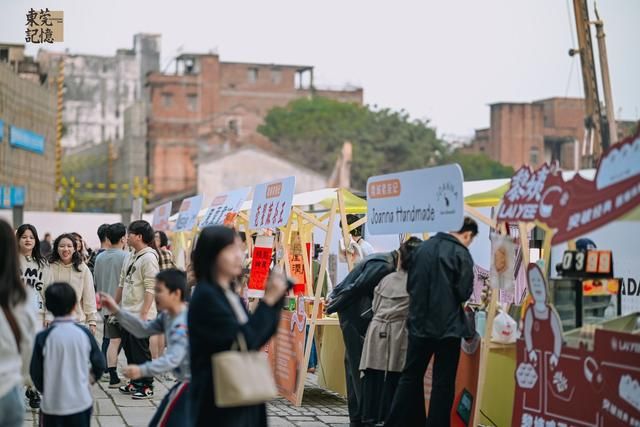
[326,251,398,426]
[188,226,288,427]
[385,217,478,427]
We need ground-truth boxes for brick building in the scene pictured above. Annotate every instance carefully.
[0,44,57,211]
[147,53,362,201]
[464,97,636,170]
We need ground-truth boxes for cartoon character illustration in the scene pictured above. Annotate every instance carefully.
[290,296,307,333]
[523,264,563,368]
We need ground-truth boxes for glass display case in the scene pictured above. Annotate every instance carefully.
[549,278,621,331]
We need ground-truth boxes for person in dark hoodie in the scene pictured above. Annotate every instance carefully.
[385,217,478,427]
[326,250,398,427]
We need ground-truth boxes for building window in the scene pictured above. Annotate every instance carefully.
[247,67,259,84]
[228,119,238,135]
[530,147,539,166]
[162,93,173,108]
[271,69,282,84]
[0,49,8,62]
[187,94,198,112]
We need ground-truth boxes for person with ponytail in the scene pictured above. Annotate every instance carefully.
[49,234,98,335]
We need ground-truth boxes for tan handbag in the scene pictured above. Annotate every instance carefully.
[212,333,278,407]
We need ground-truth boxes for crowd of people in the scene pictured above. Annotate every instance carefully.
[327,216,479,427]
[0,214,478,427]
[0,219,289,427]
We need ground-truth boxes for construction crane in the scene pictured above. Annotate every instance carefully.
[569,0,616,167]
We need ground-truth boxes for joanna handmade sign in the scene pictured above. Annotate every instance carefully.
[512,263,640,426]
[174,195,203,232]
[199,187,251,228]
[497,126,640,244]
[152,202,172,231]
[366,164,464,235]
[250,176,296,229]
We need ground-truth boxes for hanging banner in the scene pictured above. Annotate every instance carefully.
[200,187,251,229]
[249,176,296,230]
[512,263,640,426]
[497,127,640,244]
[152,202,172,231]
[288,232,307,295]
[366,164,464,235]
[248,235,274,297]
[174,195,203,232]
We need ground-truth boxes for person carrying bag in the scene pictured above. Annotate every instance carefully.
[188,226,288,427]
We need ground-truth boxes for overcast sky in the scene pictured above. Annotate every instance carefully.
[2,0,639,138]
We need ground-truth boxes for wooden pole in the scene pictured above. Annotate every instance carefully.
[297,214,314,297]
[337,188,355,271]
[295,199,337,406]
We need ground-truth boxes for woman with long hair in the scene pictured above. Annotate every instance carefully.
[16,224,52,327]
[15,224,53,409]
[188,226,288,426]
[0,220,37,426]
[49,233,98,334]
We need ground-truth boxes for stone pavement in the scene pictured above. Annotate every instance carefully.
[23,373,350,427]
[24,320,349,426]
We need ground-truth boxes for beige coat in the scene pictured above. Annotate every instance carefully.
[359,271,409,373]
[50,262,98,326]
[119,247,159,318]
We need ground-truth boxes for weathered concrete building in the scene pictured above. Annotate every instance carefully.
[197,145,327,207]
[38,33,160,149]
[464,97,636,170]
[148,53,362,201]
[0,44,56,211]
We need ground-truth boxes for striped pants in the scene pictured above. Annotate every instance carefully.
[150,381,190,427]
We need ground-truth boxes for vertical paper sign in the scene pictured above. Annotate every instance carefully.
[250,176,296,230]
[288,232,306,295]
[152,202,172,231]
[174,195,203,232]
[366,164,464,235]
[248,235,275,297]
[200,187,251,229]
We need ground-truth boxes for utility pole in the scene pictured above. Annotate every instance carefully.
[592,4,618,146]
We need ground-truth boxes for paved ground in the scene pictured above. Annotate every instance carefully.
[23,373,350,427]
[23,321,349,426]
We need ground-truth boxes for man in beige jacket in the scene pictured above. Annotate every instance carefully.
[115,220,159,400]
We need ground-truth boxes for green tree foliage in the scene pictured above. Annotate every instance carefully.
[259,97,513,188]
[444,151,514,181]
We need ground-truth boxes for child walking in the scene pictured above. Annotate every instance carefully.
[100,268,190,426]
[30,282,105,427]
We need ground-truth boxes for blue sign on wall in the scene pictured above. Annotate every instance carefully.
[0,186,26,208]
[0,119,4,142]
[9,126,45,154]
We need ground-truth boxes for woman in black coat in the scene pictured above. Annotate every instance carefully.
[188,226,287,427]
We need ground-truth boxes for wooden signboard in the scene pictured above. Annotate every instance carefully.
[267,297,307,405]
[512,264,640,426]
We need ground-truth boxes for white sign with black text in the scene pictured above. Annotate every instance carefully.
[366,164,464,235]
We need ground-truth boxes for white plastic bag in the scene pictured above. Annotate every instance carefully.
[491,311,519,344]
